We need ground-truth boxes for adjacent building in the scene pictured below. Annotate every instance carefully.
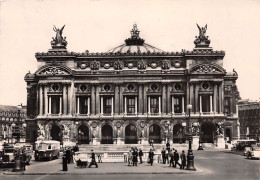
[0,105,27,143]
[238,99,260,141]
[24,24,240,146]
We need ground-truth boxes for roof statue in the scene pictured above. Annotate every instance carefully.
[107,23,163,53]
[194,24,211,48]
[51,25,68,49]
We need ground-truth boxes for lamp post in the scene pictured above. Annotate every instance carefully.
[186,104,196,171]
[181,122,186,144]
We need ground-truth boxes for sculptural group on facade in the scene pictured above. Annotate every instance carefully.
[51,25,68,48]
[194,24,211,46]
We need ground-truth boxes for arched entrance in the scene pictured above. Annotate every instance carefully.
[149,124,161,143]
[101,125,113,144]
[201,121,215,143]
[50,125,61,142]
[78,125,89,145]
[173,124,185,143]
[125,124,137,144]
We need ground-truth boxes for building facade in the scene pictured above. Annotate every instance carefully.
[0,105,27,143]
[238,100,260,141]
[24,24,240,146]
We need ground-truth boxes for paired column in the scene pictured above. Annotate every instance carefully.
[195,84,199,113]
[135,97,137,115]
[182,96,185,114]
[77,97,80,114]
[124,96,127,114]
[44,85,48,115]
[189,83,194,112]
[48,96,51,114]
[114,84,120,115]
[214,84,217,114]
[138,84,143,114]
[39,85,43,116]
[219,83,223,113]
[199,95,202,114]
[172,96,175,114]
[166,84,171,114]
[95,86,100,114]
[158,96,161,114]
[162,84,166,114]
[111,96,114,115]
[87,97,90,115]
[148,96,150,114]
[210,95,213,113]
[91,86,95,115]
[59,97,62,114]
[100,96,103,115]
[63,84,68,115]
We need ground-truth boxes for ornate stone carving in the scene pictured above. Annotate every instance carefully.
[162,60,171,70]
[197,64,217,73]
[216,122,224,136]
[62,124,70,140]
[51,25,67,48]
[114,60,124,70]
[137,59,147,70]
[90,60,100,70]
[39,67,69,75]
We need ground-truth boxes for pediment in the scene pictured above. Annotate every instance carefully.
[188,63,226,74]
[36,65,73,76]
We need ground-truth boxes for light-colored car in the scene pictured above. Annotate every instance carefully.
[247,144,260,160]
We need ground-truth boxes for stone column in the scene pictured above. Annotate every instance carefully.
[91,85,95,115]
[166,84,171,114]
[135,96,137,115]
[172,96,174,114]
[230,97,233,115]
[114,84,119,115]
[148,96,150,114]
[159,96,161,114]
[95,86,100,115]
[200,95,202,114]
[195,84,199,113]
[124,96,127,114]
[48,96,51,114]
[111,96,114,115]
[59,96,62,115]
[44,85,48,115]
[143,85,147,114]
[63,84,67,115]
[210,95,213,113]
[214,84,217,114]
[88,97,90,115]
[162,84,166,114]
[182,96,185,114]
[138,84,143,115]
[186,82,190,114]
[219,83,223,113]
[70,82,75,115]
[39,85,43,116]
[77,97,80,114]
[119,85,124,114]
[190,83,194,112]
[100,96,103,115]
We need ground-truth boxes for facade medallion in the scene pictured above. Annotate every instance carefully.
[91,121,98,128]
[80,84,88,92]
[174,83,181,91]
[52,84,60,91]
[127,62,134,69]
[104,63,110,69]
[150,62,157,69]
[174,61,181,68]
[116,121,121,128]
[80,63,87,69]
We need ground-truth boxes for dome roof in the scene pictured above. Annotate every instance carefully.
[107,24,164,53]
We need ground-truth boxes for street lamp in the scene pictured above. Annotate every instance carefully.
[181,122,186,144]
[186,104,196,171]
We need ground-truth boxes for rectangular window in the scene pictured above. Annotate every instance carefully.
[104,97,112,114]
[201,95,210,112]
[173,96,182,113]
[150,96,159,114]
[79,97,88,114]
[127,97,135,114]
[51,96,60,114]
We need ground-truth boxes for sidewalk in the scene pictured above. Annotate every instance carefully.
[3,159,204,175]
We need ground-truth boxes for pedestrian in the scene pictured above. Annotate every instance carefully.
[174,150,181,168]
[21,150,26,171]
[128,150,133,166]
[148,149,154,166]
[166,141,170,152]
[138,148,143,164]
[165,150,169,164]
[88,149,98,168]
[180,150,186,169]
[62,154,68,171]
[97,154,102,163]
[66,148,71,164]
[169,149,174,167]
[161,148,166,164]
[132,149,138,166]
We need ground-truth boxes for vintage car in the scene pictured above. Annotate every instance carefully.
[247,144,260,160]
[35,140,60,161]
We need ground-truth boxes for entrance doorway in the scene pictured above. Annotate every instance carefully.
[125,124,137,144]
[149,124,161,143]
[51,125,61,141]
[173,124,185,143]
[78,125,89,144]
[101,125,113,144]
[201,122,215,143]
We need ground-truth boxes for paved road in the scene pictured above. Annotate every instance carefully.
[1,150,260,180]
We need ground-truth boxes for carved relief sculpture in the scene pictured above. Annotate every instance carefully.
[39,67,69,75]
[137,59,147,70]
[90,60,100,70]
[161,60,171,70]
[114,60,124,70]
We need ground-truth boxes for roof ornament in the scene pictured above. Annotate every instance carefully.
[125,23,144,46]
[51,25,68,49]
[194,24,211,48]
[130,23,140,39]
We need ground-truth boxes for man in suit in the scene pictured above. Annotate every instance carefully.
[161,148,166,164]
[173,150,181,168]
[88,149,98,168]
[149,149,154,166]
[138,148,143,164]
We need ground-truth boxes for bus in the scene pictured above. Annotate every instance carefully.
[35,140,60,161]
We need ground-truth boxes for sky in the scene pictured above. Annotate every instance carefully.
[0,0,260,106]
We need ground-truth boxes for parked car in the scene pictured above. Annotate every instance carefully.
[247,144,260,160]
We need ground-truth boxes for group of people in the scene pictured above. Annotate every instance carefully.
[127,147,144,166]
[161,148,186,169]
